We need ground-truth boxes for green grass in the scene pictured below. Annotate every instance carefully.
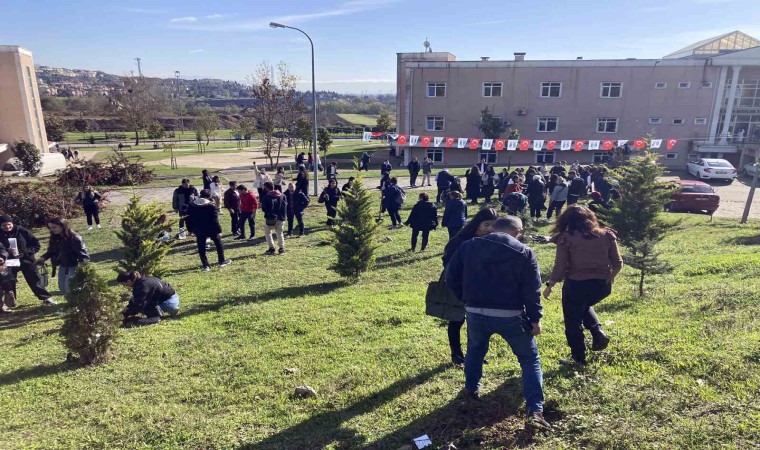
[1,202,759,449]
[84,147,251,164]
[64,130,236,143]
[336,114,383,127]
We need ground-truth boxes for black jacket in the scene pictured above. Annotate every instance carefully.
[76,191,102,209]
[382,185,404,209]
[318,186,342,208]
[0,225,41,265]
[261,190,288,221]
[284,189,309,214]
[405,201,438,230]
[568,177,587,197]
[442,199,467,229]
[125,275,176,318]
[42,233,89,267]
[526,179,546,202]
[407,161,420,174]
[436,170,454,188]
[223,188,240,210]
[188,198,222,236]
[295,172,309,191]
[381,162,392,173]
[465,172,481,197]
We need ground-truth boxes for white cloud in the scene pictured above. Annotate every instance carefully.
[189,49,204,54]
[170,16,198,23]
[206,13,225,19]
[124,7,167,14]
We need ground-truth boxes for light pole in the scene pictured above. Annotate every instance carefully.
[175,71,184,138]
[270,22,319,196]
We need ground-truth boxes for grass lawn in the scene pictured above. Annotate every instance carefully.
[64,130,236,144]
[336,114,382,127]
[1,197,759,449]
[85,147,251,164]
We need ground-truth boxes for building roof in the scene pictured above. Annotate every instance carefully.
[663,30,760,59]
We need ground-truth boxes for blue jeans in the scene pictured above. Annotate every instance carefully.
[158,293,180,315]
[58,265,77,295]
[464,313,544,414]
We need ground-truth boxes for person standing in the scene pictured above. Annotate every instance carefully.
[442,191,467,239]
[341,177,355,193]
[381,159,392,176]
[326,162,339,181]
[296,152,306,167]
[465,166,482,205]
[201,169,213,191]
[0,247,16,313]
[477,158,488,174]
[118,271,180,326]
[235,184,258,241]
[544,205,622,366]
[75,186,103,230]
[566,171,587,205]
[435,168,454,204]
[295,165,310,197]
[273,167,286,192]
[547,176,568,220]
[404,192,438,251]
[360,152,371,171]
[481,167,496,203]
[188,189,232,271]
[35,218,89,295]
[382,177,405,228]
[172,179,199,236]
[284,183,309,237]
[253,163,271,199]
[318,178,342,227]
[260,182,287,255]
[210,175,224,209]
[445,216,550,429]
[526,175,547,220]
[407,157,420,187]
[0,215,54,304]
[223,181,240,236]
[421,157,434,186]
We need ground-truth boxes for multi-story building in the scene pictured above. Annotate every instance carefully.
[395,31,760,169]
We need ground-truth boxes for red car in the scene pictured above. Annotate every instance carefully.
[665,180,720,214]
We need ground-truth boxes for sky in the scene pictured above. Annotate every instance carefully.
[1,0,760,94]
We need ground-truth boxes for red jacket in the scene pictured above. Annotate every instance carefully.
[504,183,522,196]
[240,191,259,213]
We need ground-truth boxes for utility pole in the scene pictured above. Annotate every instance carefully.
[741,158,759,224]
[134,57,143,77]
[175,70,184,135]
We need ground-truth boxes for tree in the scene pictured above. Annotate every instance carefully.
[115,196,173,277]
[11,141,42,176]
[376,112,393,132]
[235,117,256,146]
[295,116,313,151]
[624,240,673,298]
[147,121,166,141]
[112,77,169,145]
[193,105,219,146]
[60,262,121,365]
[318,127,333,157]
[332,170,379,279]
[477,107,509,139]
[44,115,66,142]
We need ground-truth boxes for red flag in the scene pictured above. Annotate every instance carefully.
[445,137,455,148]
[633,139,646,149]
[546,140,557,151]
[666,139,678,150]
[469,138,480,150]
[421,136,431,147]
[397,135,407,145]
[602,140,614,150]
[494,139,506,151]
[519,140,531,151]
[574,140,585,152]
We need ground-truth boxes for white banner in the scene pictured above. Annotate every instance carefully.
[481,139,493,150]
[409,135,419,146]
[457,138,468,149]
[651,139,662,149]
[617,140,628,147]
[588,140,600,150]
[560,140,573,151]
[362,132,372,142]
[433,137,444,147]
[532,140,544,151]
[507,140,519,151]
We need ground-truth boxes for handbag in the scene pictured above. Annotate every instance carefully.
[39,264,50,289]
[425,272,465,322]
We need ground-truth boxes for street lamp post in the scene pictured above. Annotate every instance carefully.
[270,22,319,196]
[175,71,184,138]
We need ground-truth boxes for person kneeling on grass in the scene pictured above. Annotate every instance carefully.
[117,271,180,327]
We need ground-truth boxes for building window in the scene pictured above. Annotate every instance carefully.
[596,118,619,133]
[426,116,445,131]
[482,82,502,97]
[426,148,443,163]
[536,151,555,164]
[678,82,691,89]
[427,83,446,97]
[600,82,622,98]
[672,118,685,125]
[700,81,714,89]
[536,117,559,132]
[648,117,662,125]
[593,152,610,164]
[540,82,562,98]
[665,153,678,160]
[655,82,667,89]
[479,150,497,164]
[694,117,707,125]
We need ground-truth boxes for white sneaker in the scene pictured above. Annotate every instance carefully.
[97,224,101,229]
[87,226,93,230]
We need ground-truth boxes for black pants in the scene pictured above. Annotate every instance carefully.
[238,212,255,238]
[562,278,610,361]
[196,234,225,268]
[325,204,337,226]
[447,226,462,240]
[409,172,418,186]
[84,206,100,226]
[547,200,565,219]
[410,228,430,250]
[436,187,447,203]
[387,207,402,226]
[228,210,240,234]
[14,263,52,301]
[529,201,544,218]
[448,319,465,359]
[178,213,186,230]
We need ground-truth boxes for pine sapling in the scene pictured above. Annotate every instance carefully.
[332,171,380,279]
[625,239,673,297]
[115,196,173,277]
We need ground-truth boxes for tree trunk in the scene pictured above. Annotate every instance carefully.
[134,129,140,146]
[638,270,645,297]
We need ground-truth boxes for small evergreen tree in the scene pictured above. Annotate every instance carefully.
[477,107,508,139]
[318,127,333,157]
[376,112,393,132]
[332,170,379,279]
[60,263,121,365]
[11,141,42,176]
[625,239,673,297]
[115,196,173,277]
[44,115,66,142]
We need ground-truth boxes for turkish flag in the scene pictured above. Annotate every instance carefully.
[445,137,455,148]
[421,136,431,147]
[494,139,506,151]
[519,140,531,151]
[574,140,585,152]
[469,138,481,150]
[397,135,407,145]
[546,140,557,151]
[602,140,614,150]
[633,139,646,149]
[667,139,678,150]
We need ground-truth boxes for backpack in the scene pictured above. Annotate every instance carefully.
[397,186,406,205]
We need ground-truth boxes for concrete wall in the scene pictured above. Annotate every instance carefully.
[0,46,48,152]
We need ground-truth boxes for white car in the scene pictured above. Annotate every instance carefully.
[687,158,737,181]
[743,163,758,177]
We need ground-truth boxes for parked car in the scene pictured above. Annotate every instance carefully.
[687,158,737,181]
[742,163,758,177]
[665,180,720,214]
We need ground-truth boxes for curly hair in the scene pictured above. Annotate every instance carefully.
[551,204,606,238]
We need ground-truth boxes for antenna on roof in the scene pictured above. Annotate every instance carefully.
[423,38,432,53]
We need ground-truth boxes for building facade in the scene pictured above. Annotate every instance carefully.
[395,31,760,169]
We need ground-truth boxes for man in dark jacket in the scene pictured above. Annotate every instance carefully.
[223,181,241,236]
[260,182,288,255]
[445,217,549,430]
[407,157,421,187]
[380,160,392,176]
[566,171,587,205]
[0,215,54,304]
[360,152,371,171]
[435,168,454,204]
[172,179,199,235]
[382,178,405,228]
[188,190,231,271]
[404,192,437,251]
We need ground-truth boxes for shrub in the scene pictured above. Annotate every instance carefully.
[0,177,81,228]
[332,171,379,279]
[60,262,121,365]
[11,141,42,176]
[44,115,66,142]
[114,196,172,277]
[56,150,154,187]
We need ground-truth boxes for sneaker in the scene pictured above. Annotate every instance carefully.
[278,248,285,255]
[591,332,611,351]
[0,305,11,313]
[87,226,93,230]
[219,259,232,268]
[526,412,551,431]
[559,357,587,367]
[234,235,245,240]
[42,298,58,305]
[96,224,101,229]
[451,354,465,367]
[248,236,256,241]
[201,266,211,272]
[265,248,276,255]
[462,389,480,401]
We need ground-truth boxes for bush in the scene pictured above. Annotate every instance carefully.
[56,150,154,187]
[0,177,81,228]
[114,196,172,277]
[60,263,121,365]
[44,115,66,142]
[11,141,42,176]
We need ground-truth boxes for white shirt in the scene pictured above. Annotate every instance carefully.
[210,182,223,197]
